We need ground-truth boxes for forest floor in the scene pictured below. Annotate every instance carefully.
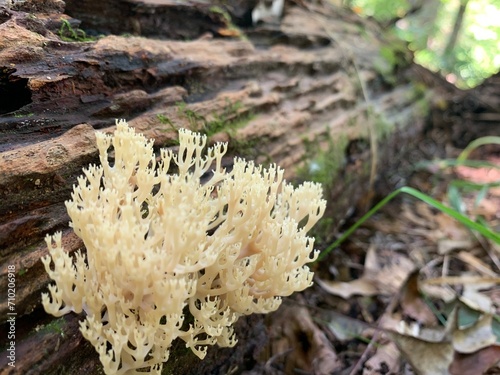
[244,133,500,374]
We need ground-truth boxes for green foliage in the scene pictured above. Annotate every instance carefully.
[348,0,410,22]
[410,0,500,88]
[208,5,247,40]
[445,136,500,226]
[58,19,97,42]
[296,132,348,189]
[35,317,66,337]
[156,113,174,126]
[13,112,34,118]
[317,185,500,262]
[175,100,255,139]
[317,136,500,262]
[348,0,500,88]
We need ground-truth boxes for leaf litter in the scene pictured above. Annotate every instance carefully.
[243,143,500,374]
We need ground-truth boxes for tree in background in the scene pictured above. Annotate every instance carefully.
[345,0,500,88]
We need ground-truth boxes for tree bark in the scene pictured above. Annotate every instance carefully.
[0,1,433,374]
[443,0,469,72]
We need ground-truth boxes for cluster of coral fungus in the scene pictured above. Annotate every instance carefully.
[41,120,326,374]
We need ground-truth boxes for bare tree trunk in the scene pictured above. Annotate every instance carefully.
[443,0,469,72]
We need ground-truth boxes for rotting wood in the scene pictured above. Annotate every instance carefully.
[0,0,437,374]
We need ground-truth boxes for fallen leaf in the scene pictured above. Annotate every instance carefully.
[449,345,500,375]
[362,342,401,375]
[434,212,471,242]
[370,256,415,295]
[321,310,371,341]
[380,310,446,342]
[438,239,474,254]
[402,203,434,228]
[316,277,378,299]
[217,28,242,37]
[384,301,500,374]
[318,240,415,298]
[423,276,500,285]
[457,251,497,277]
[462,283,495,313]
[266,304,341,375]
[364,244,380,272]
[400,271,438,325]
[420,282,456,302]
[452,313,497,353]
[387,330,454,375]
[455,162,500,185]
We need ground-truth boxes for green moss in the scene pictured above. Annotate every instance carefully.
[373,112,393,140]
[58,19,97,42]
[156,114,180,141]
[176,99,255,140]
[204,100,252,137]
[176,101,206,129]
[296,131,348,189]
[18,268,28,276]
[208,5,247,40]
[411,83,431,117]
[229,133,267,161]
[295,131,350,243]
[415,96,430,118]
[35,317,66,338]
[13,112,34,118]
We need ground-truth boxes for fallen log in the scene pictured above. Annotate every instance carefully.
[0,1,431,373]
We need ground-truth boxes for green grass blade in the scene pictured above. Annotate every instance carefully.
[450,179,500,191]
[457,136,500,162]
[316,186,500,262]
[416,159,500,170]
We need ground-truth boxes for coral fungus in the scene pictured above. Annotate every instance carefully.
[41,120,326,374]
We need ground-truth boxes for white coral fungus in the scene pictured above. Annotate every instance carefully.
[41,120,326,374]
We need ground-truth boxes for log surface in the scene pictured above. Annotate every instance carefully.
[0,1,431,374]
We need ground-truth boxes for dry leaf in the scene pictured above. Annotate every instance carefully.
[370,256,415,295]
[449,345,500,375]
[455,161,500,185]
[364,244,380,272]
[386,303,500,374]
[423,276,500,285]
[266,304,341,375]
[452,313,497,353]
[462,283,495,313]
[387,331,454,375]
[400,271,438,325]
[457,251,497,277]
[438,239,474,254]
[363,342,401,375]
[316,277,378,299]
[420,282,457,302]
[217,28,242,37]
[402,203,433,228]
[322,310,371,341]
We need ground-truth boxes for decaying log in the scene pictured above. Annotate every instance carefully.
[0,0,432,374]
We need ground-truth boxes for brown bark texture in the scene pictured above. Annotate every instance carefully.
[0,0,445,374]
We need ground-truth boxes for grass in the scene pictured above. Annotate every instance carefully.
[317,136,500,262]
